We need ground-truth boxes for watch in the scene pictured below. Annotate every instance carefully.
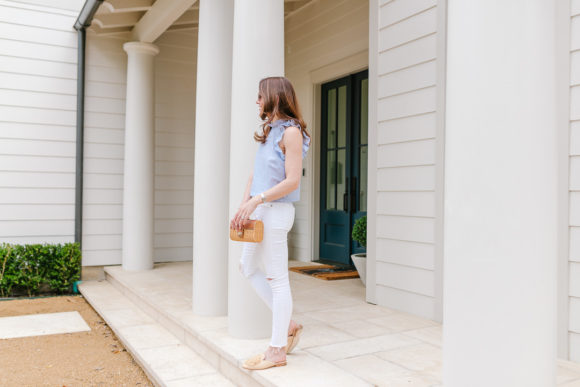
[260,192,267,203]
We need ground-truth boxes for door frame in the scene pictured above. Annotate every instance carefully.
[316,67,369,265]
[319,74,353,264]
[309,52,369,263]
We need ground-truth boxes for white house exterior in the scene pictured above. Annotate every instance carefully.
[0,0,577,384]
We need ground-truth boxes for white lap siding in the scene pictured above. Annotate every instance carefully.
[0,0,81,244]
[373,0,442,320]
[153,30,196,263]
[82,29,196,266]
[569,0,580,362]
[82,33,126,266]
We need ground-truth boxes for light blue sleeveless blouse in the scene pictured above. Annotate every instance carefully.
[250,119,310,202]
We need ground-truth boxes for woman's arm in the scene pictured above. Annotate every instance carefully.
[231,127,303,231]
[259,126,302,202]
[230,172,254,230]
[242,172,253,203]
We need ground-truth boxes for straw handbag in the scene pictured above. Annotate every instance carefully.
[230,220,264,243]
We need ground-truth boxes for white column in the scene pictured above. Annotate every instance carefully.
[228,0,285,338]
[443,1,558,386]
[122,42,159,271]
[192,0,234,316]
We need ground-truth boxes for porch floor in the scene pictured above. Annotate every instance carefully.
[81,261,580,386]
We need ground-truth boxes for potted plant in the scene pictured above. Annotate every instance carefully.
[351,216,367,285]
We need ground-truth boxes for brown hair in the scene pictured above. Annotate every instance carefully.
[254,77,310,144]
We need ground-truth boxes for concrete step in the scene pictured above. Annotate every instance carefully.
[79,280,236,387]
[102,264,372,387]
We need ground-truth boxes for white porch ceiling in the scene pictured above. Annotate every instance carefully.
[89,0,314,39]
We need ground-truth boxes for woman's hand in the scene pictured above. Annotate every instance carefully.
[230,196,260,231]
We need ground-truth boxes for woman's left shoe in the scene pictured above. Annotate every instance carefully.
[286,323,303,354]
[242,353,287,370]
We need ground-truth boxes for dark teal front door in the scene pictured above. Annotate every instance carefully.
[319,70,368,265]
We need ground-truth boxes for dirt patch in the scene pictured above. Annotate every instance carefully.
[0,295,152,386]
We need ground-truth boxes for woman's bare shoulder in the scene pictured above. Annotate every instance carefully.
[283,125,301,137]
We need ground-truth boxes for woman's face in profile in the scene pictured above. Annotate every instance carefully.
[256,93,264,117]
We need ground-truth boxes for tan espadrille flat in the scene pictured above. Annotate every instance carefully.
[286,323,303,354]
[242,353,287,370]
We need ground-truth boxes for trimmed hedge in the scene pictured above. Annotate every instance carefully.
[0,243,81,297]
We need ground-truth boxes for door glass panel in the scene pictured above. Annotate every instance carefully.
[327,88,336,148]
[336,149,346,211]
[360,79,368,145]
[326,150,336,210]
[360,146,368,212]
[337,86,347,148]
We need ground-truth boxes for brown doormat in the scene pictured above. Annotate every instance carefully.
[289,264,360,280]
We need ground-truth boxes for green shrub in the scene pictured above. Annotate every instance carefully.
[0,243,81,297]
[352,216,367,248]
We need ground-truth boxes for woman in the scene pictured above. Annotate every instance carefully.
[230,76,311,370]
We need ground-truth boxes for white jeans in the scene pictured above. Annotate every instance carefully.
[239,202,295,348]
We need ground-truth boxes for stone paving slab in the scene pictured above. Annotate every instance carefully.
[0,311,90,339]
[80,281,234,387]
[83,262,580,386]
[102,264,371,387]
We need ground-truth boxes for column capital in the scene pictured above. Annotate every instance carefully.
[123,41,160,56]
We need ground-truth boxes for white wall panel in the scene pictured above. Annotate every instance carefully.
[571,86,580,120]
[0,188,74,204]
[0,204,74,220]
[377,191,435,217]
[377,139,435,167]
[376,238,435,270]
[377,86,436,121]
[152,30,196,263]
[82,219,122,235]
[379,0,436,26]
[377,166,435,191]
[572,16,580,51]
[571,122,580,155]
[571,192,580,227]
[571,157,580,190]
[0,220,74,237]
[0,171,74,188]
[373,0,442,320]
[378,34,436,75]
[571,228,580,262]
[570,6,580,361]
[0,38,76,62]
[0,2,77,30]
[570,297,580,334]
[81,250,121,266]
[570,262,580,298]
[0,55,76,78]
[376,261,434,297]
[378,60,436,98]
[376,215,435,244]
[378,6,436,51]
[375,284,436,320]
[0,122,75,141]
[377,112,436,144]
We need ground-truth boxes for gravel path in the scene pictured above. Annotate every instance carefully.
[0,295,153,386]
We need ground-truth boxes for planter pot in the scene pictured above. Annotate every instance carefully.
[351,253,367,285]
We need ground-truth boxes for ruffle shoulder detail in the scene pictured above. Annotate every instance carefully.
[270,119,310,161]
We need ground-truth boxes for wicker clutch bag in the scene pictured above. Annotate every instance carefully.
[229,220,264,243]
